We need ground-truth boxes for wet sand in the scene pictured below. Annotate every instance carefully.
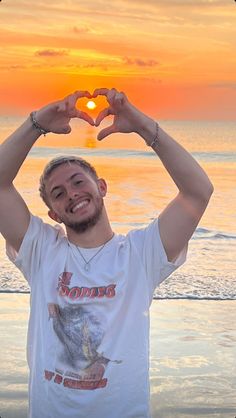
[0,294,236,418]
[150,299,236,418]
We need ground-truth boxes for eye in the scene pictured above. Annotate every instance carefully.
[55,191,63,199]
[75,180,82,186]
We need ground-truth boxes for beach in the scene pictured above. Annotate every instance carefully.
[0,295,236,418]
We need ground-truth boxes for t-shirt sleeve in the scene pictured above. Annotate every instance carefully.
[5,214,64,287]
[131,217,188,295]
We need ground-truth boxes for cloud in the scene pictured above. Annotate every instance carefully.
[0,64,26,70]
[73,26,91,34]
[126,0,230,6]
[209,83,236,90]
[123,57,159,67]
[35,49,69,57]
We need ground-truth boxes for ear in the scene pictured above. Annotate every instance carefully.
[98,178,107,197]
[48,209,62,223]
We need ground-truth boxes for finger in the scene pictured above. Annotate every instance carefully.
[57,97,74,113]
[56,124,72,134]
[60,91,91,112]
[93,88,120,106]
[56,101,67,113]
[92,88,110,98]
[97,124,116,141]
[106,89,118,105]
[57,91,92,112]
[63,125,72,134]
[109,91,126,108]
[73,90,92,99]
[78,110,95,126]
[68,91,92,109]
[95,107,113,126]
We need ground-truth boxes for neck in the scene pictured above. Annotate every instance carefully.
[66,213,114,248]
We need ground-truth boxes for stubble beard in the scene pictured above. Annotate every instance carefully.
[64,198,104,234]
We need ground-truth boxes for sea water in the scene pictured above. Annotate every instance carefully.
[0,117,235,300]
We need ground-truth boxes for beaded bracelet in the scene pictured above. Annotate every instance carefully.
[147,122,159,148]
[30,111,50,136]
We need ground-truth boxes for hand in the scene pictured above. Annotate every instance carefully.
[92,88,154,141]
[35,91,94,135]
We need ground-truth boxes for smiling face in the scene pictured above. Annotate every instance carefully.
[45,162,107,234]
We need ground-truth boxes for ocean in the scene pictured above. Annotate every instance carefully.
[0,116,235,300]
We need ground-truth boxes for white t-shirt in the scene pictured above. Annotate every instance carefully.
[6,214,187,418]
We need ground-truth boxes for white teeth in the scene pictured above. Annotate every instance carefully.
[71,200,89,213]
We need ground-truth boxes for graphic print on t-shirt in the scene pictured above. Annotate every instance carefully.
[44,272,121,390]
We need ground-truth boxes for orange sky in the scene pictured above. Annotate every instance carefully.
[0,0,236,120]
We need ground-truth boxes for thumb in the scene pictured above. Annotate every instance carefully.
[63,125,71,134]
[65,125,71,134]
[97,125,116,141]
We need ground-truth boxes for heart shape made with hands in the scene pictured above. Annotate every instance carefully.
[78,94,109,126]
[35,89,128,140]
[72,88,128,140]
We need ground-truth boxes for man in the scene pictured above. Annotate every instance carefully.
[0,88,213,418]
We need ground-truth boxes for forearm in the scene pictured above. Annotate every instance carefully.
[0,90,93,187]
[0,117,40,186]
[138,119,214,201]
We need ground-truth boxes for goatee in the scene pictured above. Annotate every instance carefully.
[65,200,103,234]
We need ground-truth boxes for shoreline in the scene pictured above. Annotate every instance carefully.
[1,289,236,301]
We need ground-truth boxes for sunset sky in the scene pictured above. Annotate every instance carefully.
[0,0,236,120]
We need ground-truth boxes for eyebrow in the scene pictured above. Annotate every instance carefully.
[50,173,84,196]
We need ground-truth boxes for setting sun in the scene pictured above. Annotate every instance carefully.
[0,1,235,120]
[86,101,97,110]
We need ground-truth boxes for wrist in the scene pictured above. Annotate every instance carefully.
[137,119,159,148]
[30,111,50,136]
[24,116,42,140]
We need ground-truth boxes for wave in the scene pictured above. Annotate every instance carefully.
[112,224,236,240]
[0,288,235,301]
[29,147,153,159]
[153,295,236,301]
[29,147,236,163]
[193,228,236,240]
[0,289,30,294]
[192,152,236,162]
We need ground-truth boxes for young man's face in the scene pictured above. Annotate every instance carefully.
[45,162,107,233]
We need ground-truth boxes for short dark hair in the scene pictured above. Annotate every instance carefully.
[39,156,98,208]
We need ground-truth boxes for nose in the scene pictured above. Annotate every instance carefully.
[67,185,79,200]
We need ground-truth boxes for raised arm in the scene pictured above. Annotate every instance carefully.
[0,91,94,252]
[93,88,214,262]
